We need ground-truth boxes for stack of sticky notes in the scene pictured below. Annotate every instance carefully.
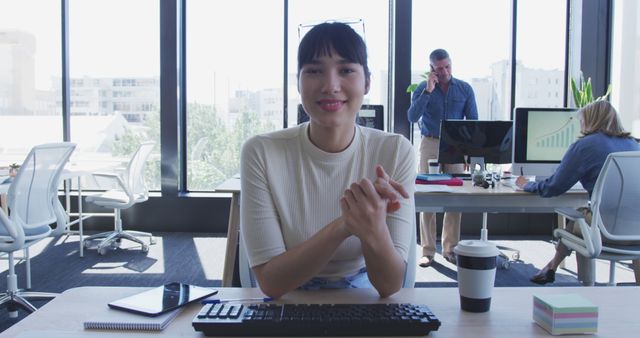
[533,294,598,335]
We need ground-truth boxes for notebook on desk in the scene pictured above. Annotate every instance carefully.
[415,184,453,193]
[501,179,584,192]
[84,306,182,331]
[501,179,523,191]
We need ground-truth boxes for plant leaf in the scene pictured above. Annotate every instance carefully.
[571,71,612,107]
[596,83,613,101]
[585,78,594,103]
[406,80,428,93]
[570,77,581,107]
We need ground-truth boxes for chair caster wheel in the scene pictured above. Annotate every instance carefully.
[98,247,108,255]
[501,261,511,269]
[110,240,121,249]
[512,252,520,260]
[84,241,91,249]
[142,245,149,253]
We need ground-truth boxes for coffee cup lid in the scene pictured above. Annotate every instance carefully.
[454,240,499,257]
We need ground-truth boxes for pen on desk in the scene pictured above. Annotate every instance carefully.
[520,167,524,176]
[202,297,273,305]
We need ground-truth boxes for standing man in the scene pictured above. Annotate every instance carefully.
[407,49,478,267]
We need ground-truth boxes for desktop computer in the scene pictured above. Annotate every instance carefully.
[438,119,513,173]
[297,104,384,130]
[512,107,580,181]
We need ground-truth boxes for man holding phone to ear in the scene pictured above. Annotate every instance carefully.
[407,49,478,268]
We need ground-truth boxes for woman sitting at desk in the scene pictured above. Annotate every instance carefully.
[515,100,640,284]
[240,22,415,298]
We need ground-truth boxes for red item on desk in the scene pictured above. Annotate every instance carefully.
[416,178,463,186]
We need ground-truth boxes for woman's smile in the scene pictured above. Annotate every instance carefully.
[318,99,346,112]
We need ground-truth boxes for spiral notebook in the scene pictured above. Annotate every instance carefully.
[84,306,182,331]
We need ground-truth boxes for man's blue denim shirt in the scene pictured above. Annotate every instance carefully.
[407,77,478,138]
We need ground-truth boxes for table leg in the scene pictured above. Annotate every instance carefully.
[558,213,566,269]
[65,179,71,218]
[77,176,84,258]
[1,193,7,214]
[481,212,489,241]
[222,192,240,287]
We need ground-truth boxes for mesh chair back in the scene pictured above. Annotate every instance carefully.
[125,142,154,197]
[591,151,640,240]
[7,143,76,229]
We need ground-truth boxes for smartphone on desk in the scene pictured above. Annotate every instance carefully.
[108,282,217,317]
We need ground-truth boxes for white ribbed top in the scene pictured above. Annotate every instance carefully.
[240,123,415,278]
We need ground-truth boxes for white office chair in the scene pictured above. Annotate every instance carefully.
[83,142,156,255]
[0,142,76,318]
[238,219,417,288]
[555,151,640,286]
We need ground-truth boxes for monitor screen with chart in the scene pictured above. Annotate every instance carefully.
[512,107,580,180]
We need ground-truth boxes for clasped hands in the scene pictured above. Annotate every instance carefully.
[339,165,409,239]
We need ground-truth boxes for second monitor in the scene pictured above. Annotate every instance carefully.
[297,104,384,130]
[438,120,513,172]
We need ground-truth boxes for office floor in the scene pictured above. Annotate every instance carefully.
[0,232,637,332]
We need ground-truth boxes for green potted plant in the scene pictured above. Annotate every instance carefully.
[406,71,431,93]
[570,72,612,107]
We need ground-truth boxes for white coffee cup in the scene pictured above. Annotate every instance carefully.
[453,240,499,312]
[428,159,439,174]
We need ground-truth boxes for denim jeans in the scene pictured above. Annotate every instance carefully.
[299,267,371,290]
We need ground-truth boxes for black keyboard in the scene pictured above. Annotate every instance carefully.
[192,303,441,336]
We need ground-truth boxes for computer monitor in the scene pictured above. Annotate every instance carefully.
[438,120,513,172]
[512,107,580,180]
[297,104,384,130]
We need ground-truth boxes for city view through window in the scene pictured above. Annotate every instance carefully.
[1,0,161,191]
[2,1,572,192]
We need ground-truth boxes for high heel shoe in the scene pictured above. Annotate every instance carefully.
[530,268,555,285]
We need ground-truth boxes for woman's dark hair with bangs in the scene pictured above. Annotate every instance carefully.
[297,22,370,79]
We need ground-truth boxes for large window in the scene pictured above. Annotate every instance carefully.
[185,0,389,191]
[410,0,511,171]
[0,0,62,166]
[611,0,640,137]
[68,0,161,190]
[186,0,283,191]
[2,1,580,195]
[288,0,390,128]
[411,0,511,122]
[515,0,567,110]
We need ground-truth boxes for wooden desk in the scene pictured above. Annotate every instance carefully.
[1,286,638,337]
[414,181,588,213]
[217,178,588,287]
